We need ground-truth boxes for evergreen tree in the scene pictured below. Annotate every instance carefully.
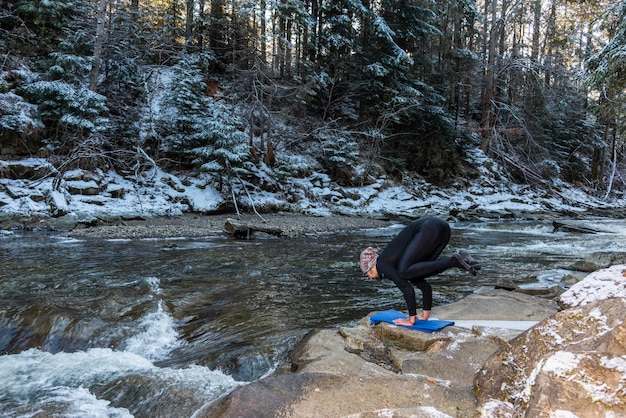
[23,6,110,152]
[13,0,76,57]
[305,1,361,121]
[156,53,250,182]
[585,1,626,194]
[586,2,626,91]
[101,3,145,147]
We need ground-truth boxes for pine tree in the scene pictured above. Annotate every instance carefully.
[585,1,626,195]
[21,0,109,152]
[156,53,249,181]
[586,1,626,93]
[102,3,145,147]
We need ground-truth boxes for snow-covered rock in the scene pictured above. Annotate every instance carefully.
[0,158,55,180]
[475,295,626,416]
[46,189,69,216]
[558,264,626,308]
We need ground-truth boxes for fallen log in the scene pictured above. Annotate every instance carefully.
[223,218,283,238]
[552,221,601,234]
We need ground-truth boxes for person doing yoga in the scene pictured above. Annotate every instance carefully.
[359,217,480,326]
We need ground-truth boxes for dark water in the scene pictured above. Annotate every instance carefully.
[1,219,625,417]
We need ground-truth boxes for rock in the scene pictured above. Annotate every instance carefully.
[4,184,28,199]
[345,407,457,418]
[552,220,603,233]
[196,271,624,418]
[432,289,558,321]
[106,184,126,198]
[198,290,551,418]
[494,278,518,290]
[45,189,69,217]
[360,315,453,352]
[0,158,55,180]
[559,272,588,286]
[514,286,563,299]
[289,328,389,376]
[557,264,626,308]
[65,179,100,195]
[474,400,515,417]
[196,323,482,417]
[474,297,626,416]
[199,371,475,418]
[570,252,626,273]
[390,329,504,386]
[97,372,224,418]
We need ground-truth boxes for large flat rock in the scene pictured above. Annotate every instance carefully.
[432,289,558,321]
[197,372,476,417]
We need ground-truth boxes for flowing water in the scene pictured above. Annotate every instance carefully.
[1,218,626,417]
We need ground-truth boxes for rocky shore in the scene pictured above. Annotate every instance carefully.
[0,212,396,239]
[195,266,626,417]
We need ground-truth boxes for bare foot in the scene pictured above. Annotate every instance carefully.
[393,318,414,326]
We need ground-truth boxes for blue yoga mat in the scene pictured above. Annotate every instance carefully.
[370,309,454,332]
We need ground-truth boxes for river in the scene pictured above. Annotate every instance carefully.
[1,218,625,417]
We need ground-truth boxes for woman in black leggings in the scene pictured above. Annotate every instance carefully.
[359,217,480,326]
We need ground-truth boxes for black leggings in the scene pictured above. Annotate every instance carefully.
[397,218,451,311]
[398,217,451,280]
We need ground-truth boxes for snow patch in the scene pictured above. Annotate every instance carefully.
[542,351,581,376]
[559,265,626,307]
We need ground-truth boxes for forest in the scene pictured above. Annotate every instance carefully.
[1,0,625,204]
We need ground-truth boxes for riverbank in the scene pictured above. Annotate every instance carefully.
[5,207,625,240]
[0,211,396,239]
[66,212,396,239]
[3,157,626,240]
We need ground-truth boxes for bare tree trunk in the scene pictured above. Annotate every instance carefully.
[603,146,617,200]
[480,0,498,152]
[197,0,206,51]
[285,17,292,77]
[260,0,267,64]
[530,0,541,62]
[496,0,509,104]
[89,0,108,91]
[276,11,286,76]
[309,0,319,63]
[450,0,463,127]
[544,2,557,87]
[185,0,194,48]
[210,0,225,57]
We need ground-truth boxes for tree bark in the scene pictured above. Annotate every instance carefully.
[89,0,108,91]
[480,0,498,152]
[223,218,283,238]
[185,0,194,48]
[530,0,541,62]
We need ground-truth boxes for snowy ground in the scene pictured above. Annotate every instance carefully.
[0,147,624,223]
